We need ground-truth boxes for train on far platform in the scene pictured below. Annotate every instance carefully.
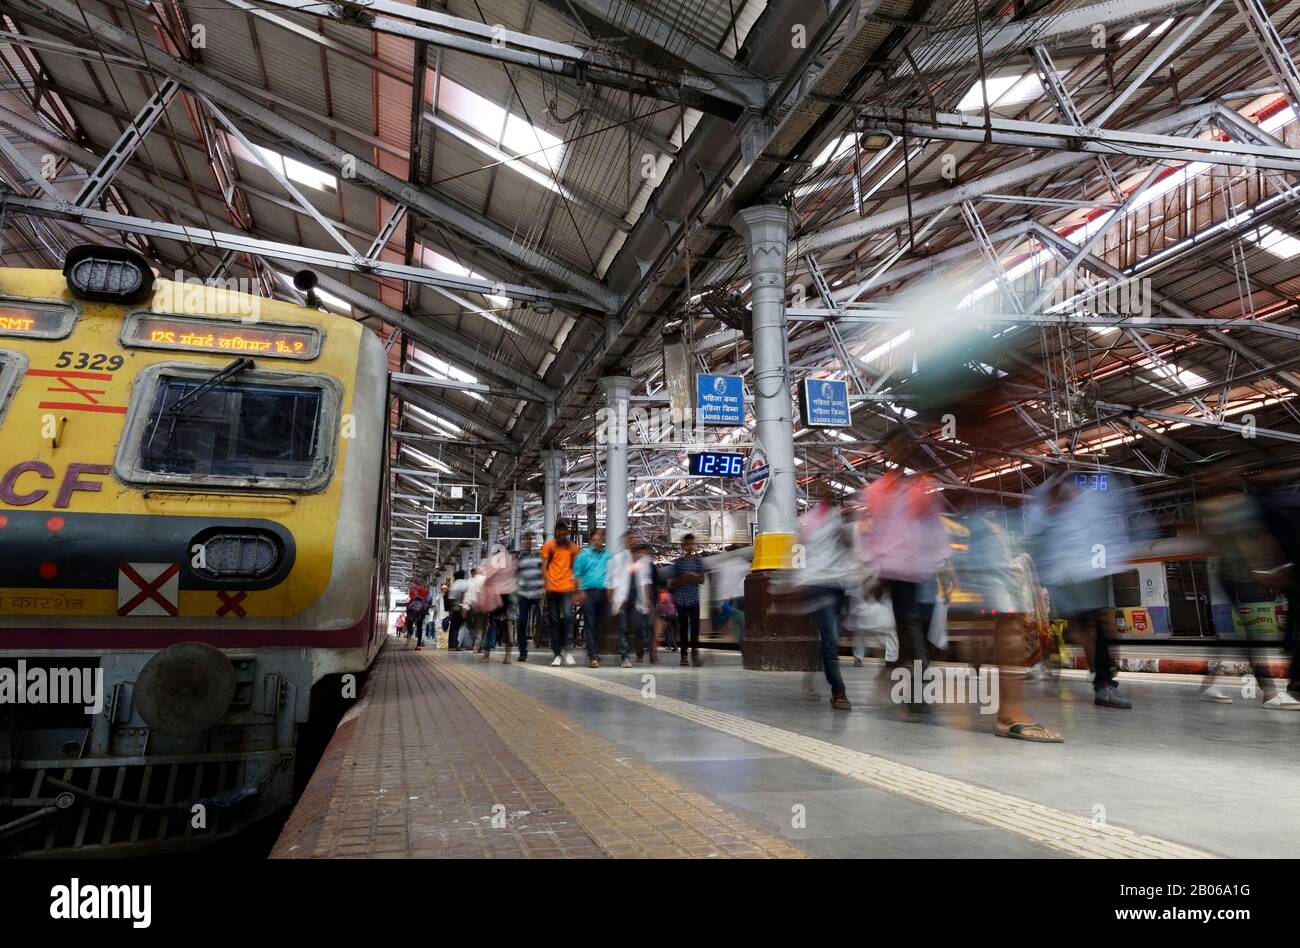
[0,246,390,855]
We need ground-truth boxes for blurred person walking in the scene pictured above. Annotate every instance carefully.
[463,565,487,653]
[446,570,469,651]
[408,580,431,650]
[1197,463,1300,709]
[515,533,543,663]
[1025,472,1134,710]
[670,534,706,666]
[542,521,579,666]
[860,427,953,719]
[574,527,612,667]
[478,546,518,663]
[611,536,656,667]
[793,496,865,710]
[964,509,1064,742]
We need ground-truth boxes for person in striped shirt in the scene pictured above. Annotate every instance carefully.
[514,533,544,662]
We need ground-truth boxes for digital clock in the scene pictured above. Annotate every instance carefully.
[1074,473,1109,491]
[688,451,744,477]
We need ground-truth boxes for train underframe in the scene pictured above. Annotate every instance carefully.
[0,646,323,857]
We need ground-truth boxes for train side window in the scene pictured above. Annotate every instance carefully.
[1112,569,1141,608]
[116,363,341,491]
[0,350,28,426]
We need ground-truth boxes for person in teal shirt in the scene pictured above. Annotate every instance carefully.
[573,528,612,667]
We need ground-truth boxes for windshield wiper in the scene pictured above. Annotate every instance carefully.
[166,357,255,418]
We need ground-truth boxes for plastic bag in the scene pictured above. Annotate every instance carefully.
[845,589,898,662]
[927,596,948,650]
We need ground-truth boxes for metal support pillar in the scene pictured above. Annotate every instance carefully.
[731,205,797,570]
[485,515,500,559]
[510,488,522,550]
[600,376,634,556]
[542,449,563,540]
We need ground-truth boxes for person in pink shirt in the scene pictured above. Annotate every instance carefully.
[859,426,953,719]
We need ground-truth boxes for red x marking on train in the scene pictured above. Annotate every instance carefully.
[117,562,181,617]
[216,591,248,618]
[28,369,127,415]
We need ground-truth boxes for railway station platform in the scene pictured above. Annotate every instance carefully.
[271,637,1299,859]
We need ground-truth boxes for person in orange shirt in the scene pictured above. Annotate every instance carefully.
[541,520,578,666]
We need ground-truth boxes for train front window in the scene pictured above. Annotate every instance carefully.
[138,376,323,480]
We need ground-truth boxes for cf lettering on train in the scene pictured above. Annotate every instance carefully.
[0,461,110,508]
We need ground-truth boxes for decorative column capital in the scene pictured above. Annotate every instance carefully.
[600,375,636,401]
[730,204,793,244]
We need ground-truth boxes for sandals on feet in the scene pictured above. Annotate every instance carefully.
[997,721,1064,743]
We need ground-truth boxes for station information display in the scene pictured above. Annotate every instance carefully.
[688,451,744,476]
[124,314,322,360]
[0,303,74,339]
[426,512,483,540]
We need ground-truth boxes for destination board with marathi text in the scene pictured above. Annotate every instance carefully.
[124,314,322,360]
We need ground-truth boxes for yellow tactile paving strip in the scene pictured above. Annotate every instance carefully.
[518,663,1214,859]
[433,654,805,859]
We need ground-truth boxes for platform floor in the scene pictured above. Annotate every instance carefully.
[273,638,1300,859]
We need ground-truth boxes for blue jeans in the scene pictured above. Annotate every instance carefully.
[546,592,573,655]
[582,588,609,659]
[619,605,651,660]
[809,586,847,698]
[481,606,507,652]
[517,597,539,658]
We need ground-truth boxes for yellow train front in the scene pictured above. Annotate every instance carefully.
[0,247,389,855]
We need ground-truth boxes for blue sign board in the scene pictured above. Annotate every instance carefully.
[800,378,852,428]
[696,374,744,425]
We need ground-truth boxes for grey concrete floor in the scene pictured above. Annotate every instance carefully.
[453,648,1300,858]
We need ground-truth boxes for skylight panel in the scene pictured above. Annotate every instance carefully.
[436,77,563,173]
[957,73,1044,112]
[420,246,510,309]
[811,134,856,168]
[251,143,337,192]
[314,287,352,314]
[1246,224,1300,259]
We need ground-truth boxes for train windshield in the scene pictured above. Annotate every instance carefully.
[138,376,323,479]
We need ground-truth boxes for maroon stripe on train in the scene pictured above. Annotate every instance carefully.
[0,604,376,650]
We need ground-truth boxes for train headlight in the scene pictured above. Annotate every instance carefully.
[63,244,155,304]
[192,531,281,580]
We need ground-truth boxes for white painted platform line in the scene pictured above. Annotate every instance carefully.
[519,664,1212,859]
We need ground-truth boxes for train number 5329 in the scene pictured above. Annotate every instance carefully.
[55,351,124,371]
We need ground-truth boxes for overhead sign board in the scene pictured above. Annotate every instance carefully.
[696,373,744,426]
[426,512,482,540]
[799,378,852,428]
